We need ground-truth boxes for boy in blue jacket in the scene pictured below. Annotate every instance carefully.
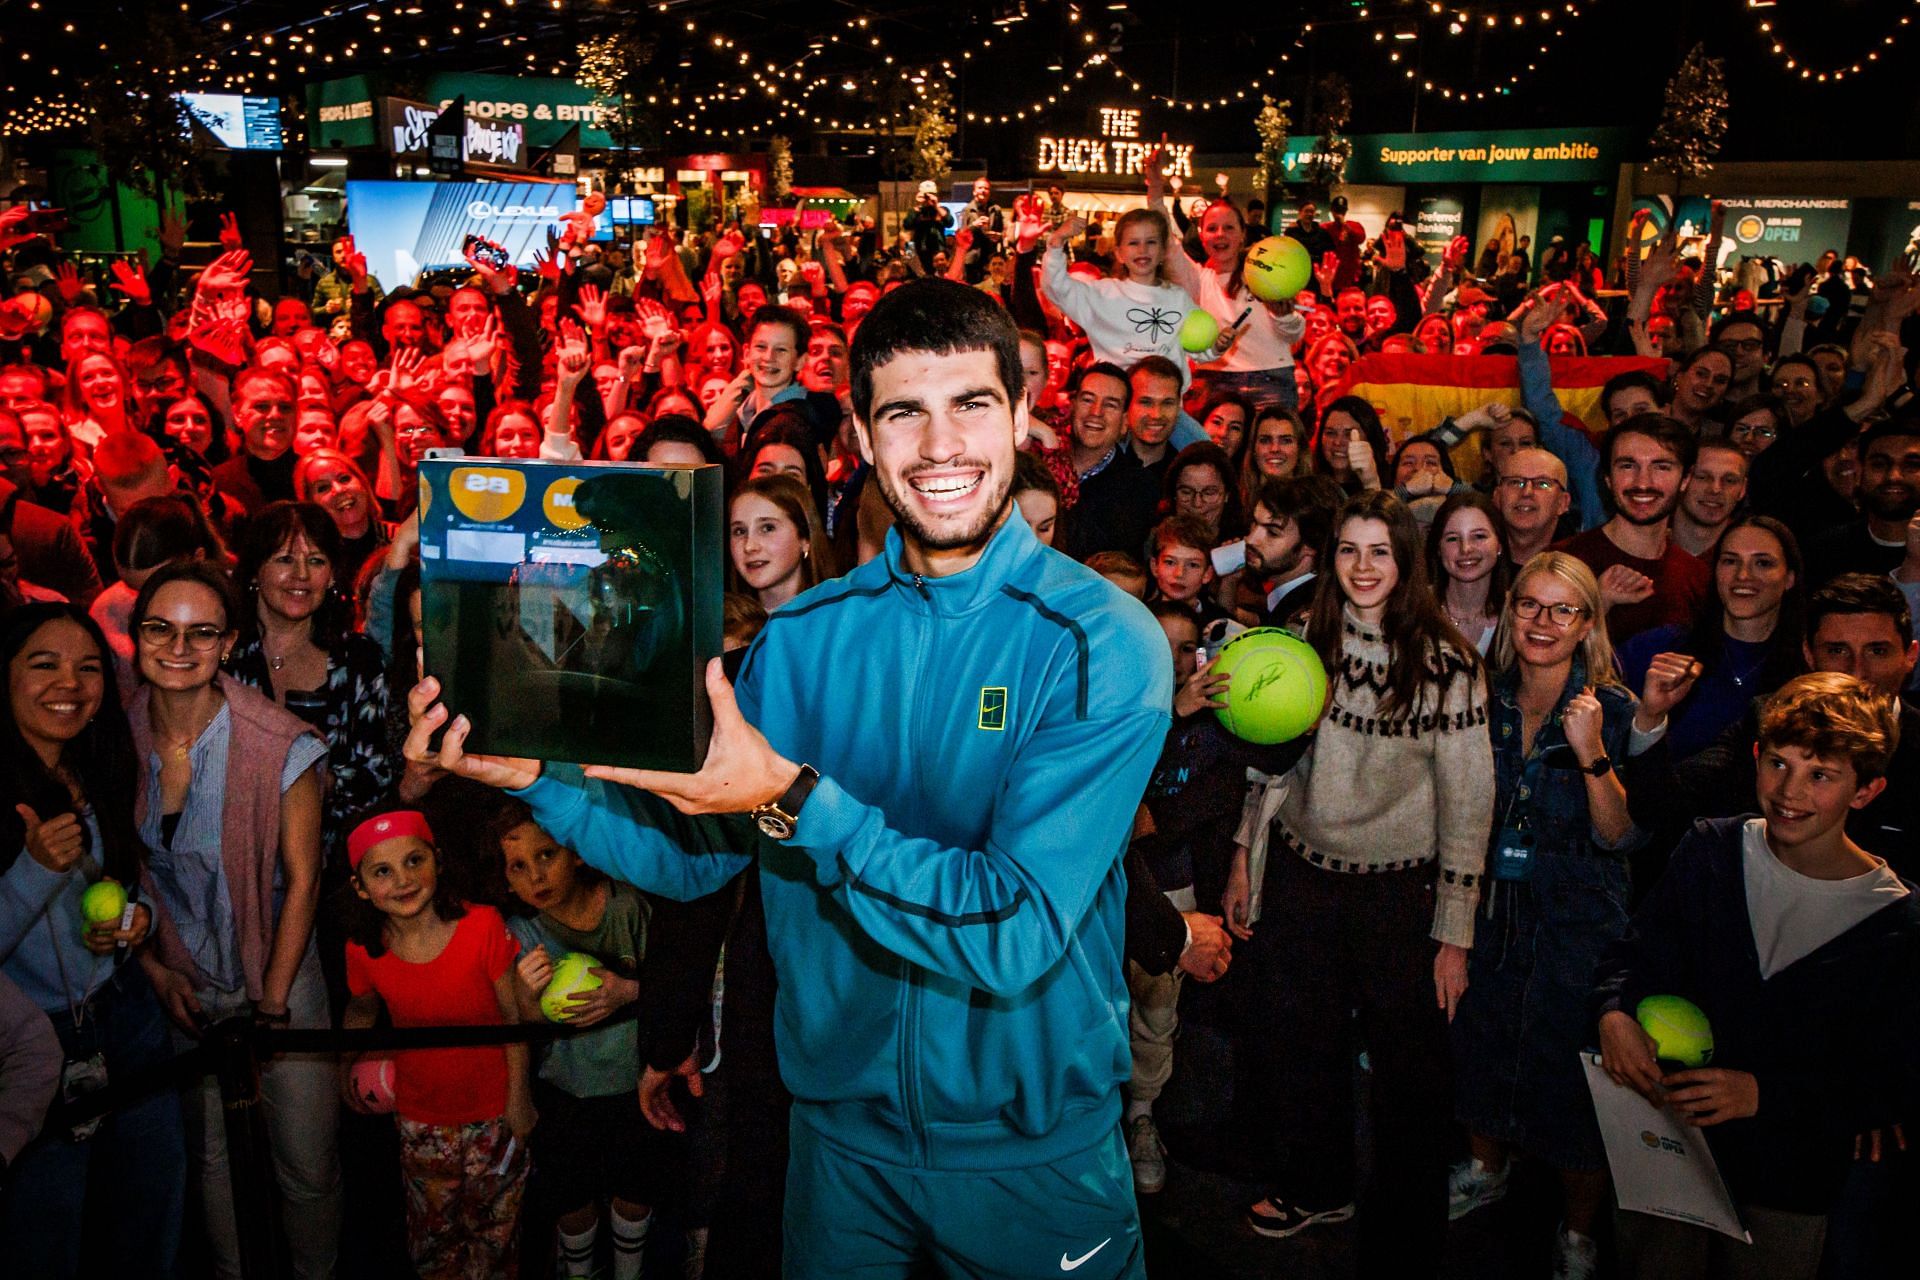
[1593,672,1920,1280]
[408,279,1172,1279]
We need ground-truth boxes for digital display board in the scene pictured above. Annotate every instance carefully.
[179,93,284,151]
[344,179,579,288]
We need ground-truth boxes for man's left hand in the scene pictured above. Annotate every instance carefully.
[585,658,798,815]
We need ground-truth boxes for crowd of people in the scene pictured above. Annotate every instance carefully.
[0,145,1916,1280]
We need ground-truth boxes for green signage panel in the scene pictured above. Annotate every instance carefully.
[306,75,378,150]
[1285,127,1630,186]
[422,72,617,149]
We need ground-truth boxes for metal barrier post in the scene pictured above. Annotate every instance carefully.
[211,1015,279,1280]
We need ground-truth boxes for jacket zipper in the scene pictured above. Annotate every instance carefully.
[899,573,934,1165]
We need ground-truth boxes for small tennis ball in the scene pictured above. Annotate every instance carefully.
[1178,309,1219,353]
[539,951,605,1023]
[81,879,127,927]
[1636,994,1714,1068]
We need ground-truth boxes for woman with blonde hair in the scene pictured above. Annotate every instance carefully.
[1448,551,1643,1279]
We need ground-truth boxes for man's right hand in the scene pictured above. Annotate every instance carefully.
[1637,652,1702,729]
[1177,912,1232,983]
[403,677,541,791]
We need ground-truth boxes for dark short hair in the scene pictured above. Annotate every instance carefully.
[1146,598,1201,632]
[847,279,1024,425]
[1251,474,1338,556]
[1602,412,1697,472]
[636,413,725,466]
[1128,355,1184,389]
[1858,412,1920,461]
[232,501,351,649]
[1710,312,1767,344]
[1601,369,1669,415]
[747,303,809,354]
[1069,361,1132,405]
[1806,573,1914,648]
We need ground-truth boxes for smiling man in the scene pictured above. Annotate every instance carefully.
[1555,414,1709,643]
[410,278,1171,1279]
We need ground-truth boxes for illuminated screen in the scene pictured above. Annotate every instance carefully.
[344,179,580,288]
[178,93,284,150]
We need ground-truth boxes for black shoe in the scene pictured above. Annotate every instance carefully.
[1245,1195,1356,1239]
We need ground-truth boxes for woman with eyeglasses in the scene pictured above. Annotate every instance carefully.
[125,558,342,1280]
[1447,552,1642,1279]
[0,603,185,1278]
[1767,353,1825,427]
[1162,441,1246,545]
[1725,393,1790,460]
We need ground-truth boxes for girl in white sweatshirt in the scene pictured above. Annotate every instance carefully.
[1041,210,1199,383]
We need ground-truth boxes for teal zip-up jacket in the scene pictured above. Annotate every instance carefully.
[510,506,1172,1171]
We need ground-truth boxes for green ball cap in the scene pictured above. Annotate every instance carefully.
[1244,235,1311,302]
[80,879,127,927]
[1178,309,1219,353]
[1636,994,1714,1068]
[1210,628,1329,745]
[539,951,605,1022]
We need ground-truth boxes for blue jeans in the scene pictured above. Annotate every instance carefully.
[0,965,187,1279]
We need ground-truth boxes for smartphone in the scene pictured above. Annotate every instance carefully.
[462,234,512,272]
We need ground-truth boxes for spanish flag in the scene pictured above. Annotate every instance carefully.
[1327,353,1672,478]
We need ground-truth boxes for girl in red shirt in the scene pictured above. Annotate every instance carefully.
[339,809,532,1280]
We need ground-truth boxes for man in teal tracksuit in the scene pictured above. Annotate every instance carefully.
[409,279,1172,1278]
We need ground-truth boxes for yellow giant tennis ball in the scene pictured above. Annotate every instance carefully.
[81,879,127,927]
[1636,994,1714,1068]
[1244,236,1311,302]
[1210,628,1328,744]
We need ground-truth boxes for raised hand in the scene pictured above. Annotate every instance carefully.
[463,242,517,296]
[53,262,87,304]
[1598,564,1655,610]
[1519,288,1559,344]
[108,255,152,307]
[555,323,591,388]
[217,210,244,251]
[617,345,648,382]
[336,235,368,289]
[196,248,254,298]
[530,249,560,285]
[387,346,423,396]
[1013,197,1047,255]
[1560,688,1607,766]
[157,208,186,257]
[1382,228,1408,273]
[0,205,35,253]
[1637,652,1702,730]
[1046,216,1086,253]
[573,282,608,331]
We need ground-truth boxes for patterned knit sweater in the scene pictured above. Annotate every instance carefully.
[1274,610,1495,948]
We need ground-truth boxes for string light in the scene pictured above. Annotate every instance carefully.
[1748,0,1916,83]
[1360,1,1593,102]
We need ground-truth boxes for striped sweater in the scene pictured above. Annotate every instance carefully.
[1274,611,1495,948]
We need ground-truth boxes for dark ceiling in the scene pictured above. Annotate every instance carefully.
[1,0,1914,166]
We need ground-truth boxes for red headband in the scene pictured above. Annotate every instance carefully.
[347,810,435,869]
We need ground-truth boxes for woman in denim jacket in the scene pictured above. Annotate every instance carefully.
[1447,552,1646,1280]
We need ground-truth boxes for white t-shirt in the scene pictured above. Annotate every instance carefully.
[1741,819,1909,979]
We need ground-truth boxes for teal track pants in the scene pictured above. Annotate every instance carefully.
[782,1115,1145,1280]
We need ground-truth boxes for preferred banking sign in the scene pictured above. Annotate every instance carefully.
[1285,128,1629,185]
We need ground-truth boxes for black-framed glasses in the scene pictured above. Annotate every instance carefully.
[135,619,226,651]
[1175,485,1225,503]
[1497,475,1564,493]
[1512,596,1588,627]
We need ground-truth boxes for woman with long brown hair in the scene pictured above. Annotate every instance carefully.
[1224,490,1491,1272]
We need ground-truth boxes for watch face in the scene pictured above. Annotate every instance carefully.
[756,812,794,841]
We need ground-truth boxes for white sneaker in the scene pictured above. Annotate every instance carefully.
[1127,1113,1167,1194]
[1551,1225,1598,1280]
[1446,1157,1510,1221]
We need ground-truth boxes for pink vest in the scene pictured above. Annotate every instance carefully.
[133,673,323,1002]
